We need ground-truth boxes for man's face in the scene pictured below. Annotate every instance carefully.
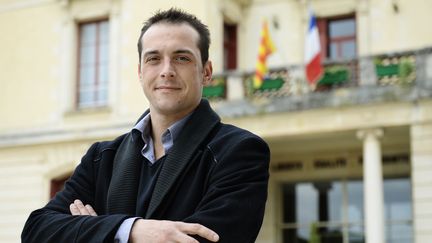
[138,23,212,118]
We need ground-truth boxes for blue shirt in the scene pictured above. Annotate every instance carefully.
[114,112,192,243]
[131,112,189,163]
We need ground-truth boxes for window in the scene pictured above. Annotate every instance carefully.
[50,173,72,198]
[317,15,357,59]
[280,178,412,243]
[77,20,109,108]
[384,178,413,243]
[223,23,237,70]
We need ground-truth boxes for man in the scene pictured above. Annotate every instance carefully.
[22,8,270,243]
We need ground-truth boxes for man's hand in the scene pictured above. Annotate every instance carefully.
[69,200,219,242]
[130,219,219,243]
[69,199,97,216]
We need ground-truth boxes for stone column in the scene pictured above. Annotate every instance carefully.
[357,129,385,243]
[226,73,245,101]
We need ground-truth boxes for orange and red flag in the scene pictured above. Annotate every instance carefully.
[253,20,276,89]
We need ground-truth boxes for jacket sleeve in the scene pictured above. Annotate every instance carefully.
[184,134,270,243]
[21,142,130,243]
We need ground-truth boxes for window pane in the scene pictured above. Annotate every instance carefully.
[327,182,343,222]
[347,181,363,222]
[283,182,344,224]
[348,225,364,243]
[97,87,108,104]
[80,45,96,65]
[329,41,356,59]
[297,227,310,242]
[329,19,355,37]
[384,178,412,220]
[80,23,96,44]
[79,90,94,105]
[341,41,356,58]
[79,66,95,87]
[296,183,318,225]
[98,64,109,84]
[99,43,109,62]
[386,222,413,243]
[330,43,338,59]
[99,20,109,43]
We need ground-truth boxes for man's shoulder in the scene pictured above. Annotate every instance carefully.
[210,123,267,147]
[206,123,270,163]
[92,133,129,157]
[217,123,262,140]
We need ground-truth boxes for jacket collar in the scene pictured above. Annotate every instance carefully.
[106,99,221,216]
[146,99,220,218]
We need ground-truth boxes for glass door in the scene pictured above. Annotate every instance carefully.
[280,178,412,243]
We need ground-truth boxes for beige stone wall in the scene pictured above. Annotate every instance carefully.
[0,154,45,242]
[0,1,63,131]
[411,101,432,243]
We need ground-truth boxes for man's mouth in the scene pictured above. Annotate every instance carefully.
[155,86,181,91]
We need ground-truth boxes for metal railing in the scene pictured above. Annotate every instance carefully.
[203,46,432,102]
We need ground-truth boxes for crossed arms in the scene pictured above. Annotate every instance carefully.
[22,134,270,243]
[70,199,219,243]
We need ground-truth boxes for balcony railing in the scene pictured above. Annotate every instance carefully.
[374,53,416,86]
[203,47,431,104]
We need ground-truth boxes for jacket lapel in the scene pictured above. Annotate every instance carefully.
[106,132,144,215]
[145,99,220,218]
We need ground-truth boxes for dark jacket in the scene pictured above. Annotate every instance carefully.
[22,100,270,243]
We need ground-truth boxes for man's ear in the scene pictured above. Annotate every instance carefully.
[202,61,213,86]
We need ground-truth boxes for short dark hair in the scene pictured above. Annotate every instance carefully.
[137,8,210,66]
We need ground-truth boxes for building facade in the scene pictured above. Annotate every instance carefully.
[1,0,431,242]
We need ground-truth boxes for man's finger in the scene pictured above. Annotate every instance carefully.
[85,204,97,216]
[69,203,80,215]
[74,199,90,215]
[178,223,219,242]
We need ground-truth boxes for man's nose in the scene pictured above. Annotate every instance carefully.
[160,60,175,78]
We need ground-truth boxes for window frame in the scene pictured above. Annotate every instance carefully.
[317,14,357,60]
[75,18,110,109]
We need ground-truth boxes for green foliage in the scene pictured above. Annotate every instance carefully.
[203,77,226,98]
[318,65,349,85]
[309,222,321,243]
[398,58,415,85]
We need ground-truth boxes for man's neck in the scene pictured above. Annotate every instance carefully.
[149,108,195,160]
[150,113,183,138]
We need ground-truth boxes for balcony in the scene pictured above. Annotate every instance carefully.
[205,47,432,117]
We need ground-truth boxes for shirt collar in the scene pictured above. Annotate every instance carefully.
[132,112,193,163]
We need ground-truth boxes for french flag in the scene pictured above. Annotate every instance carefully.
[305,10,323,86]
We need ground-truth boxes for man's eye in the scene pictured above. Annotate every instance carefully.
[175,56,191,62]
[145,57,160,63]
